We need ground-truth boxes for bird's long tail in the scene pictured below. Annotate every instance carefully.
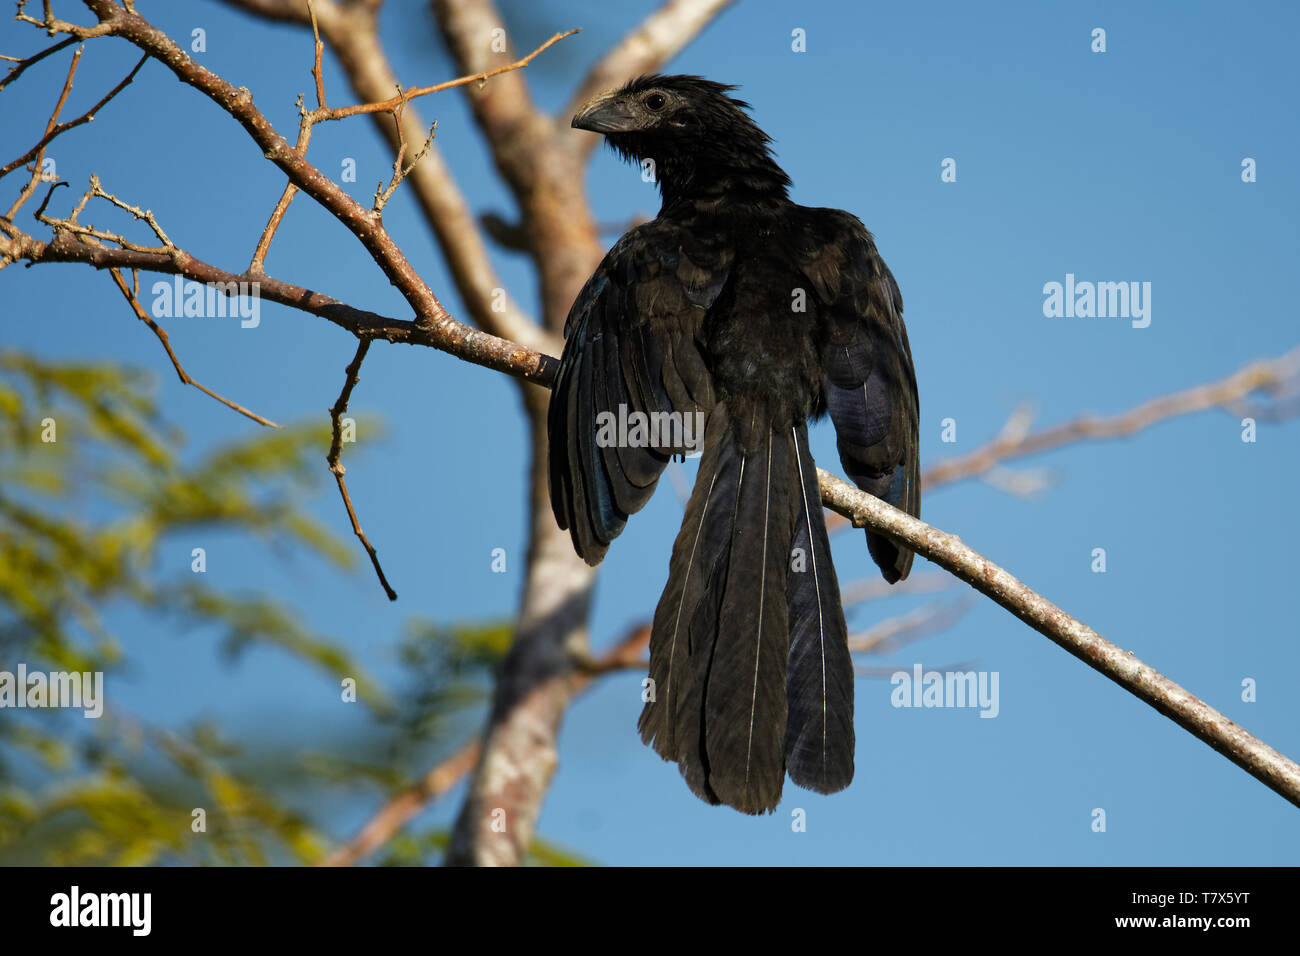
[638,403,853,814]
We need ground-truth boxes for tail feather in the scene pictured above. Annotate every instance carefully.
[702,425,793,813]
[675,525,732,804]
[647,405,852,814]
[639,404,734,797]
[784,424,854,793]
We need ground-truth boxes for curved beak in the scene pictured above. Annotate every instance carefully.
[571,91,639,133]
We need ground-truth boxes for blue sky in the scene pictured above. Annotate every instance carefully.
[3,0,1298,864]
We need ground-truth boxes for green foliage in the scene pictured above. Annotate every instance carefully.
[0,352,532,866]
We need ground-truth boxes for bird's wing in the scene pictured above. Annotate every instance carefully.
[548,219,730,565]
[796,208,920,583]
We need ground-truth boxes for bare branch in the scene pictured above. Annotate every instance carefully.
[322,621,651,867]
[841,569,961,608]
[306,0,326,109]
[106,267,281,428]
[29,174,182,262]
[327,338,398,601]
[3,40,80,221]
[318,738,481,867]
[246,0,327,272]
[827,345,1300,533]
[224,0,559,356]
[817,468,1300,809]
[248,117,310,274]
[0,51,146,181]
[307,28,578,123]
[7,228,558,384]
[371,95,436,217]
[81,173,175,248]
[14,0,114,40]
[0,35,77,92]
[65,0,453,334]
[433,0,603,333]
[4,1,562,382]
[848,595,977,655]
[924,345,1300,489]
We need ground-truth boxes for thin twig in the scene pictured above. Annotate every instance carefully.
[372,91,436,216]
[0,52,146,181]
[848,595,977,655]
[327,338,398,601]
[307,29,578,123]
[83,172,175,248]
[840,569,960,608]
[307,0,326,110]
[107,267,281,428]
[249,113,311,273]
[8,226,558,384]
[223,0,560,357]
[0,35,77,92]
[13,1,114,44]
[3,41,80,220]
[31,174,181,264]
[246,0,325,273]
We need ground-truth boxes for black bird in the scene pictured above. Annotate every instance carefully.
[549,75,920,814]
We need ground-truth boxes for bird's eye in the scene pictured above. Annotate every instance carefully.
[644,92,667,111]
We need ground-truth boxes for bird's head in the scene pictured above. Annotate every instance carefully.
[572,74,790,203]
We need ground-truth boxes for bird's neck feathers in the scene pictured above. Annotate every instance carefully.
[657,146,792,208]
[614,127,792,209]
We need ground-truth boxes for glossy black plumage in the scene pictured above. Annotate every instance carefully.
[549,75,920,813]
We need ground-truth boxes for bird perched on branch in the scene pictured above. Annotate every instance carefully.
[549,75,920,814]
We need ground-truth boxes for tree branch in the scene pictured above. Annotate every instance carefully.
[0,49,146,181]
[434,0,603,337]
[327,338,398,601]
[817,469,1300,809]
[0,34,78,92]
[321,621,651,866]
[318,738,481,867]
[107,266,281,428]
[61,0,566,354]
[224,0,559,356]
[825,345,1300,532]
[848,595,976,655]
[308,27,578,123]
[7,208,558,386]
[12,0,1295,863]
[924,346,1300,489]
